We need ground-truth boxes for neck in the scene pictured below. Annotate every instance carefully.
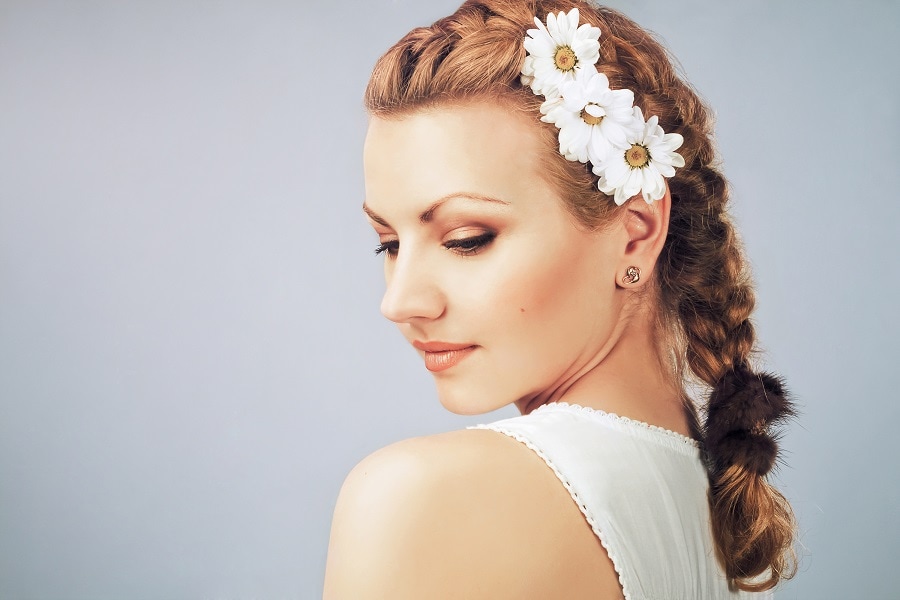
[516,308,690,437]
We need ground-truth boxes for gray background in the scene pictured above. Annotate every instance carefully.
[1,0,897,598]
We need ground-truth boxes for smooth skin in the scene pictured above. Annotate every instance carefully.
[323,101,686,599]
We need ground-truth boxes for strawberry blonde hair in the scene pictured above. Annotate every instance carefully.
[364,0,797,591]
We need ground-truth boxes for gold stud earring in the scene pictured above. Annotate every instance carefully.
[622,266,641,285]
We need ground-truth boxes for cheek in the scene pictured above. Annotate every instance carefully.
[475,236,613,348]
[502,260,564,321]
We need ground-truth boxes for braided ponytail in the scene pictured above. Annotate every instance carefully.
[364,0,796,590]
[660,164,798,589]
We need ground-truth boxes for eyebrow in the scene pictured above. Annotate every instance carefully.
[362,192,510,227]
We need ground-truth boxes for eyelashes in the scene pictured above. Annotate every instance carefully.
[374,232,496,258]
[373,240,399,257]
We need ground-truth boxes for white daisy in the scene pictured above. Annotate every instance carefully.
[595,107,686,205]
[521,8,601,98]
[539,66,640,164]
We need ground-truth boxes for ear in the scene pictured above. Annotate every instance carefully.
[616,184,671,289]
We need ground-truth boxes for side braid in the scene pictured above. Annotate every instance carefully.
[662,164,797,589]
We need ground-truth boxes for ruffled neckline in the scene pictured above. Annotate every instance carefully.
[531,401,701,450]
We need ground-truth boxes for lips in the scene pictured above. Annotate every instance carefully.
[412,340,477,373]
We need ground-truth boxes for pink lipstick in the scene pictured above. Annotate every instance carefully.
[412,341,477,373]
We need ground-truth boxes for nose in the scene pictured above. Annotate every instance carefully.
[380,250,445,324]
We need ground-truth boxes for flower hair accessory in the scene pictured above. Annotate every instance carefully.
[521,8,685,205]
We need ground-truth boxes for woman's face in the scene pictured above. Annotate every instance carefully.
[363,101,627,415]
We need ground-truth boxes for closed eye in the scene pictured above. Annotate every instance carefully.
[443,232,496,255]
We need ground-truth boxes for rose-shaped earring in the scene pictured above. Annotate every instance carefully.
[622,266,641,285]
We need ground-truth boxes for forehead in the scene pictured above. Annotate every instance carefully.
[363,102,551,212]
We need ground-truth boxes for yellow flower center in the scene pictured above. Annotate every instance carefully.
[554,46,577,72]
[625,144,650,168]
[580,104,604,126]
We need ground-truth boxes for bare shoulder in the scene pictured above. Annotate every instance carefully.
[323,428,623,600]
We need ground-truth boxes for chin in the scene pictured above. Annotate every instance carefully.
[433,380,512,416]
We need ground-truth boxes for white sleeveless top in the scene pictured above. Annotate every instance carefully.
[468,402,772,600]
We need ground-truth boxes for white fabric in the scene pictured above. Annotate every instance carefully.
[468,402,772,600]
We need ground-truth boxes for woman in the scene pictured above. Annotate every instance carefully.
[324,1,796,597]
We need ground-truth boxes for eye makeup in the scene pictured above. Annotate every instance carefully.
[374,231,497,259]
